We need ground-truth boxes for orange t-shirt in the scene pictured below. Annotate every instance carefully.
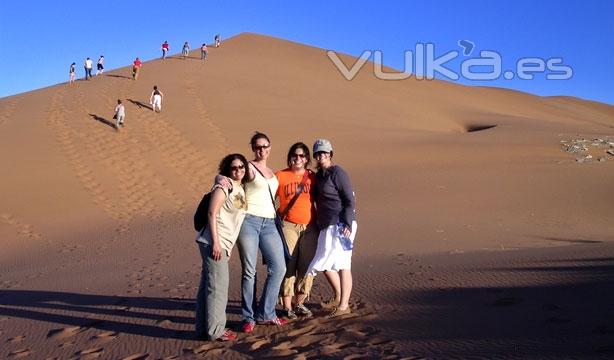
[275,169,316,225]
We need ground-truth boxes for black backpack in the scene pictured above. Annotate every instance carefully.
[193,192,212,232]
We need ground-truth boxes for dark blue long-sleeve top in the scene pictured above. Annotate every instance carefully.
[314,165,356,230]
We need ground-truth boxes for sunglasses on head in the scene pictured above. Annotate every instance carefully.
[253,144,270,151]
[230,164,245,171]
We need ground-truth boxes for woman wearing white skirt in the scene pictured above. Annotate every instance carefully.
[307,139,357,318]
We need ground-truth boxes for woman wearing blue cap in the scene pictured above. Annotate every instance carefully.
[307,138,357,318]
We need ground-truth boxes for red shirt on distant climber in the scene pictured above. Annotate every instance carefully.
[132,58,143,80]
[161,41,169,59]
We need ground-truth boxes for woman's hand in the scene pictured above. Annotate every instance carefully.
[214,175,233,189]
[211,242,222,261]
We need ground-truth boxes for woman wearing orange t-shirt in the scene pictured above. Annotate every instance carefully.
[275,142,318,320]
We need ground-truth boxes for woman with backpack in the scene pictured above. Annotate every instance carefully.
[195,153,249,342]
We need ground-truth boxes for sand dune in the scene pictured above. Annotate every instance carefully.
[1,33,613,358]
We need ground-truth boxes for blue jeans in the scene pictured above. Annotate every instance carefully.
[237,214,286,322]
[195,239,229,340]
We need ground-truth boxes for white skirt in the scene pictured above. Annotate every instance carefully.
[307,221,357,274]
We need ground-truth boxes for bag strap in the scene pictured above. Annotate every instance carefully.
[250,162,310,221]
[279,170,309,220]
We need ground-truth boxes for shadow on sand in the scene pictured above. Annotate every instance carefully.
[88,113,117,130]
[127,98,153,111]
[0,290,242,340]
[167,54,205,61]
[370,248,614,358]
[105,74,132,80]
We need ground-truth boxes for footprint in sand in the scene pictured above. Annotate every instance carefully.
[0,213,17,224]
[343,354,374,360]
[114,306,131,313]
[287,325,316,337]
[319,345,341,356]
[258,347,298,358]
[300,317,323,328]
[207,349,226,357]
[47,326,84,340]
[348,325,378,337]
[249,338,271,351]
[73,347,104,359]
[195,343,225,354]
[242,334,260,342]
[183,342,224,355]
[8,349,32,358]
[120,353,149,360]
[324,312,358,321]
[156,319,173,328]
[91,331,118,344]
[291,334,327,348]
[335,330,370,350]
[7,335,26,342]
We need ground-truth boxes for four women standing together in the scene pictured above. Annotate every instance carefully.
[194,132,357,341]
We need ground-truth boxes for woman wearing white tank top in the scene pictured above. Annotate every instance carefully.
[236,132,288,333]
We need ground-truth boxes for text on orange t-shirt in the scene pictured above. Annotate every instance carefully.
[275,169,316,225]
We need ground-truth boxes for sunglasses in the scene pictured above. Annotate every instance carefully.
[292,153,306,158]
[253,144,270,151]
[230,164,245,171]
[314,152,329,158]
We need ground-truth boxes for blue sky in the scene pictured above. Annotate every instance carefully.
[1,0,613,104]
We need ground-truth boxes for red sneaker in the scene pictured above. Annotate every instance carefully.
[217,329,237,341]
[257,317,288,326]
[242,320,256,333]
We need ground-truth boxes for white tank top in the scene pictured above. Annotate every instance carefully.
[245,166,278,218]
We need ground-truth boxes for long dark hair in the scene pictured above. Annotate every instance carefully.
[286,142,311,168]
[218,153,249,184]
[250,131,270,150]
